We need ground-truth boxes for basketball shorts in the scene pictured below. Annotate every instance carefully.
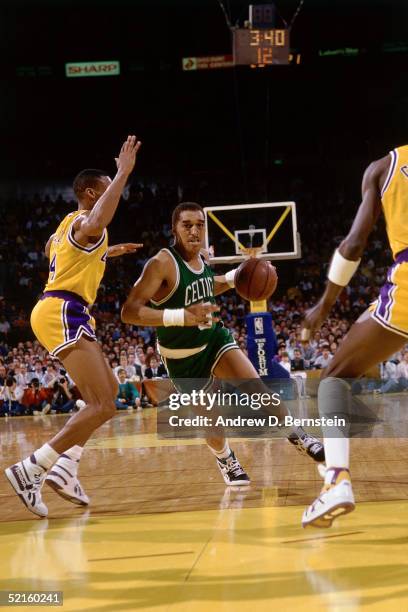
[371,248,408,339]
[161,325,238,387]
[31,290,96,356]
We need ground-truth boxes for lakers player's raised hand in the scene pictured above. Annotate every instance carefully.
[115,135,142,176]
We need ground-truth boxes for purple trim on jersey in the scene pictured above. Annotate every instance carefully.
[381,150,397,197]
[372,311,408,339]
[372,251,408,337]
[68,223,106,253]
[376,247,408,321]
[374,255,401,321]
[63,299,95,343]
[376,279,394,320]
[41,290,88,307]
[394,247,408,265]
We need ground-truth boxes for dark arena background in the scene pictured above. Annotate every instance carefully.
[0,0,408,610]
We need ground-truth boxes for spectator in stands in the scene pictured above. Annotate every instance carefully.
[301,341,316,368]
[127,353,143,380]
[0,364,6,386]
[280,352,292,374]
[144,356,167,379]
[135,347,147,373]
[310,331,322,350]
[114,355,134,381]
[329,341,339,354]
[313,345,333,369]
[291,348,305,372]
[115,369,141,410]
[1,376,25,416]
[396,350,408,390]
[50,377,75,414]
[42,364,59,388]
[375,357,400,394]
[13,364,30,388]
[27,361,45,384]
[286,337,299,360]
[23,378,50,415]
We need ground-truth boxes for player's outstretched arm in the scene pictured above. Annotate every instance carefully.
[121,254,219,328]
[75,135,142,239]
[302,158,385,337]
[213,275,235,295]
[121,257,167,326]
[107,243,144,257]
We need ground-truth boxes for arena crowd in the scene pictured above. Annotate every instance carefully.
[0,182,407,416]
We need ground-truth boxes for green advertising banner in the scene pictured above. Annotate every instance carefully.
[65,61,120,77]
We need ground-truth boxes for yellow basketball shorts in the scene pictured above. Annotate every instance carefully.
[31,290,96,356]
[371,249,408,339]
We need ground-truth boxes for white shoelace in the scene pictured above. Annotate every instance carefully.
[226,458,246,477]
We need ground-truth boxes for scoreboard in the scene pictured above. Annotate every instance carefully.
[233,28,290,66]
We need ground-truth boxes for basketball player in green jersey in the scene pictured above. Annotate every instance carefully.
[122,202,324,484]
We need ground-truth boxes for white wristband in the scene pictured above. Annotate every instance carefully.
[225,268,238,288]
[163,308,185,327]
[328,249,361,286]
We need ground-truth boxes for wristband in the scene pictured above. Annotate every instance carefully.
[225,268,238,288]
[163,308,185,327]
[327,249,360,287]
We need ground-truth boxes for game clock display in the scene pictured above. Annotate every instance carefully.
[233,28,290,66]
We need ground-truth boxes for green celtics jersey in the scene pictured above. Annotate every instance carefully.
[151,246,218,350]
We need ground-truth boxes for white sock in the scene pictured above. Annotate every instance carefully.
[324,437,350,470]
[207,440,231,460]
[61,445,83,462]
[29,443,59,471]
[55,445,83,477]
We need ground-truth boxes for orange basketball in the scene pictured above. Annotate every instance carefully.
[234,258,278,301]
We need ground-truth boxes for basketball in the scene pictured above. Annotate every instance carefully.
[234,258,278,301]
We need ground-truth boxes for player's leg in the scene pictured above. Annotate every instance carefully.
[50,338,118,450]
[303,315,405,528]
[5,337,118,517]
[213,347,325,462]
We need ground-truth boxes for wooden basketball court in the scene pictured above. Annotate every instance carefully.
[1,404,407,611]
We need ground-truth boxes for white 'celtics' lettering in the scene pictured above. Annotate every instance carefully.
[185,277,214,306]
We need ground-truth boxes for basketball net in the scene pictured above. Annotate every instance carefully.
[239,246,263,260]
[238,246,268,312]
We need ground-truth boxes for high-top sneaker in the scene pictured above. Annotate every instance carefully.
[216,451,251,486]
[45,453,89,506]
[302,467,355,528]
[287,430,325,462]
[5,456,48,517]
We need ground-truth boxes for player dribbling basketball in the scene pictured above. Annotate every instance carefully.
[122,201,325,484]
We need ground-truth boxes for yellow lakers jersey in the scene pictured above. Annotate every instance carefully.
[44,210,108,305]
[381,144,408,258]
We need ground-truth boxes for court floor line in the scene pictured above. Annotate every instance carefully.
[89,551,195,562]
[184,536,213,582]
[281,530,365,544]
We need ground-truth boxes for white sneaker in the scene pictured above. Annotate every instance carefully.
[5,460,48,518]
[302,468,355,528]
[45,461,89,506]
